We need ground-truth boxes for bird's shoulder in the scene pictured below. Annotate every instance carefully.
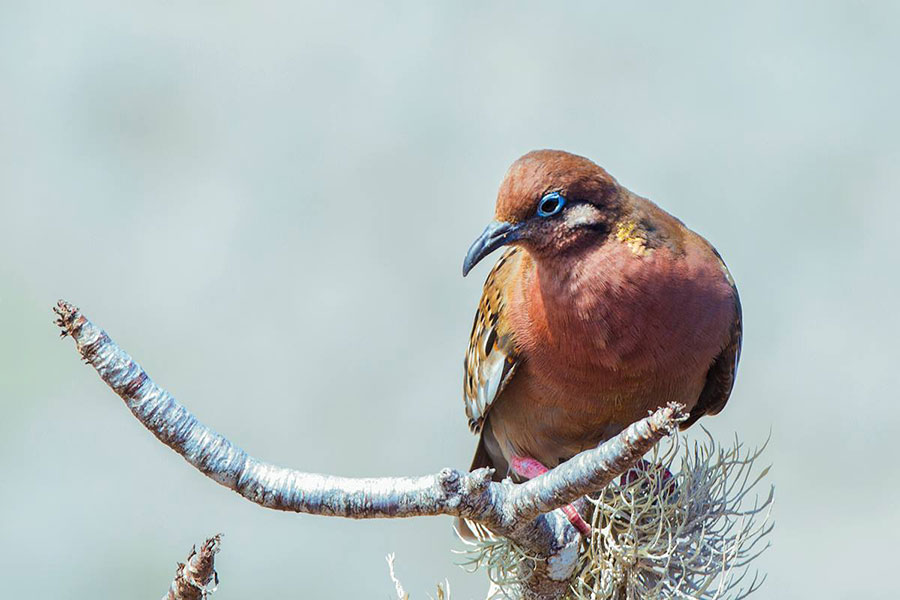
[625,192,744,427]
[613,192,693,257]
[463,246,529,433]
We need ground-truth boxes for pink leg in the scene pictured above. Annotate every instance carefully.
[510,455,550,479]
[510,455,592,536]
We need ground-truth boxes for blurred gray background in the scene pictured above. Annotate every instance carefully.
[1,2,897,598]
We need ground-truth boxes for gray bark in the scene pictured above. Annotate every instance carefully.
[54,300,685,599]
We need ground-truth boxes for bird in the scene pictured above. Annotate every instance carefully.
[460,150,741,534]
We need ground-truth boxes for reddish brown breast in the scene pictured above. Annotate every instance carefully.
[505,215,737,406]
[484,227,736,467]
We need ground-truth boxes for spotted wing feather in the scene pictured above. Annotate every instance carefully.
[463,247,523,433]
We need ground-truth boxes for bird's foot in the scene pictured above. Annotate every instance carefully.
[509,455,549,479]
[510,455,592,537]
[619,459,676,497]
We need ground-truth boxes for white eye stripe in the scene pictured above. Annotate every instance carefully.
[564,203,603,228]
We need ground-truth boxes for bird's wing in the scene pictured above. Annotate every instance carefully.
[682,256,743,429]
[463,247,524,434]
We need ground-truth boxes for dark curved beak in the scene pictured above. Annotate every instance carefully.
[462,220,523,276]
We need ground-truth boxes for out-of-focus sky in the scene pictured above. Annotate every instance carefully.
[1,2,897,598]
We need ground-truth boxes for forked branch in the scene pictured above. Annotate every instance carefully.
[54,300,685,599]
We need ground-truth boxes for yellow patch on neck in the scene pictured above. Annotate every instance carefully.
[615,220,652,256]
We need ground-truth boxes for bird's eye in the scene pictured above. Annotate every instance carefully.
[537,192,566,217]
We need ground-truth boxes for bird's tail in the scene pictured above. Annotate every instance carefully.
[455,433,508,540]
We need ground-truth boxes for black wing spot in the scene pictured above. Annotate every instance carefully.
[484,328,498,355]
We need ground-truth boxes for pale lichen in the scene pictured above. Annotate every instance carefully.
[455,521,536,596]
[456,431,773,600]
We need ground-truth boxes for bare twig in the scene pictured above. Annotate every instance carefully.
[163,534,222,600]
[387,554,450,600]
[54,300,684,599]
[387,553,409,600]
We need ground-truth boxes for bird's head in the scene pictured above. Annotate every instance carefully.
[463,150,622,276]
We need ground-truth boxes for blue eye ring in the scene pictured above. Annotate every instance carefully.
[537,192,566,217]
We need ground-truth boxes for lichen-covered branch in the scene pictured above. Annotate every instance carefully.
[54,300,685,599]
[461,435,774,600]
[163,534,221,600]
[505,408,684,523]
